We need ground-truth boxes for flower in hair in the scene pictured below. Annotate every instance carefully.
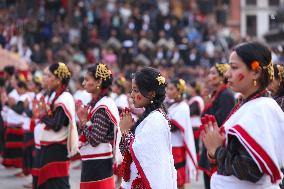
[54,62,71,80]
[215,63,230,76]
[177,79,186,93]
[156,75,166,85]
[251,61,261,72]
[277,64,284,83]
[95,63,111,80]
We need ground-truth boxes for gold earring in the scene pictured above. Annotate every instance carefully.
[96,86,100,89]
[253,79,257,87]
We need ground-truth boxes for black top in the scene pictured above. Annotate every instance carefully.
[41,107,69,132]
[215,137,263,182]
[199,87,236,172]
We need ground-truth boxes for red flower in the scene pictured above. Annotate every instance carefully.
[251,61,261,71]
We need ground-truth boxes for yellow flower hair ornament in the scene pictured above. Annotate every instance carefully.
[277,64,284,83]
[156,75,166,85]
[215,63,230,76]
[177,79,186,93]
[54,62,71,80]
[95,63,111,81]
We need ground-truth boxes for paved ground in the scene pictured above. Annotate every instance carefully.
[0,161,204,189]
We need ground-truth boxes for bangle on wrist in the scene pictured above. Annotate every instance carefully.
[121,129,131,135]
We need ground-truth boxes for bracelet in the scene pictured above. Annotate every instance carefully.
[121,129,131,135]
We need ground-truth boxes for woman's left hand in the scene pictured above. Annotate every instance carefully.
[202,120,225,157]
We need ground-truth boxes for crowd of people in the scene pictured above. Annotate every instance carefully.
[0,1,284,189]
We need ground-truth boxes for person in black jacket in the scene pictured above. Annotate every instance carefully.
[198,63,236,189]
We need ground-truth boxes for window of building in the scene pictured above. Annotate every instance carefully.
[246,15,257,36]
[246,0,257,5]
[269,14,278,29]
[269,0,280,6]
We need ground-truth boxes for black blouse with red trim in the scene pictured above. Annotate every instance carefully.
[215,90,271,183]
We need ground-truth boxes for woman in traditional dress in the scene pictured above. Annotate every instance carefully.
[202,41,284,189]
[199,63,236,189]
[118,67,177,189]
[76,63,122,189]
[167,78,197,189]
[35,62,78,189]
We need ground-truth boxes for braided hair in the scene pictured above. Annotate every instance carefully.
[132,67,167,132]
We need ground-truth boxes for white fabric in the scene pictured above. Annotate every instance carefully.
[121,110,177,189]
[188,96,204,128]
[73,89,92,106]
[114,94,129,109]
[79,96,122,164]
[188,96,204,113]
[211,173,280,189]
[8,89,19,102]
[33,92,47,147]
[212,97,284,189]
[168,101,198,181]
[41,92,79,157]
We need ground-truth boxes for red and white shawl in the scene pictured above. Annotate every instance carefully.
[211,97,284,189]
[121,110,177,189]
[168,101,198,181]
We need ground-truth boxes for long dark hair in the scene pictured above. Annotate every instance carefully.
[133,67,167,132]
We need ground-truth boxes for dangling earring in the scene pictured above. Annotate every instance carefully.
[96,86,100,90]
[150,100,153,104]
[253,79,257,87]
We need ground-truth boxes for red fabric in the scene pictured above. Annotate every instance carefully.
[5,127,24,136]
[37,161,70,186]
[23,140,35,149]
[114,150,132,181]
[193,130,200,139]
[132,177,147,189]
[31,168,39,177]
[80,176,115,189]
[129,140,151,189]
[172,147,186,186]
[170,119,197,167]
[230,125,282,183]
[5,142,23,148]
[2,158,22,168]
[29,118,36,132]
[176,166,186,187]
[170,119,197,168]
[172,147,186,164]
